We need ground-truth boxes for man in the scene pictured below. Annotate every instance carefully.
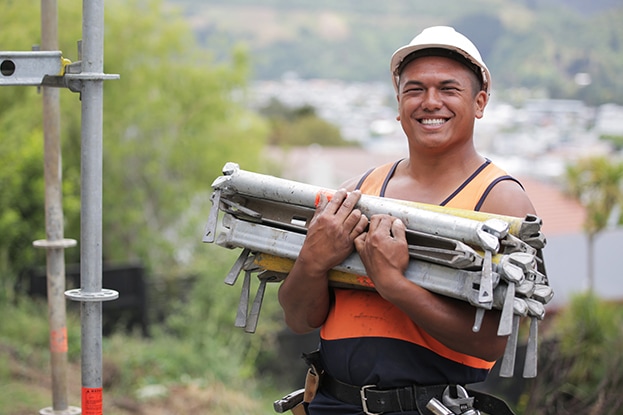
[278,26,535,415]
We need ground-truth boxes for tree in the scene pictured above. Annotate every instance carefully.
[564,156,623,291]
[0,121,49,300]
[259,98,354,147]
[0,0,269,294]
[96,0,269,276]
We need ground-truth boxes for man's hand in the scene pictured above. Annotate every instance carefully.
[354,214,409,296]
[299,189,369,275]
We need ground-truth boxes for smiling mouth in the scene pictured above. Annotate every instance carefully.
[419,118,448,125]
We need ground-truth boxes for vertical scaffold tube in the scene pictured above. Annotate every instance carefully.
[64,0,119,412]
[37,0,80,414]
[80,0,105,413]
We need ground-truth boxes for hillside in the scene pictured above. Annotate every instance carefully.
[169,0,623,105]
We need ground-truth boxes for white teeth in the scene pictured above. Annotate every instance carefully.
[421,118,446,125]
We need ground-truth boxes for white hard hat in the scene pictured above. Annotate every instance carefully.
[390,26,491,94]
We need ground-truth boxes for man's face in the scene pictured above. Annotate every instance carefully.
[396,55,488,154]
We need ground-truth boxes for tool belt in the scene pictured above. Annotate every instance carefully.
[321,373,516,415]
[302,350,516,415]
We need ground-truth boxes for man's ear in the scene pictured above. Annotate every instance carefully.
[474,91,489,119]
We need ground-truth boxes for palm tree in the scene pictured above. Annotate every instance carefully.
[565,156,623,291]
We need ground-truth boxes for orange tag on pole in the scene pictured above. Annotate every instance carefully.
[82,387,103,415]
[50,327,68,353]
[314,190,334,207]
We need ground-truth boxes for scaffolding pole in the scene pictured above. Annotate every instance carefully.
[34,0,80,414]
[64,1,120,414]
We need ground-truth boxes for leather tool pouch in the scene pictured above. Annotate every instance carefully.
[300,350,323,414]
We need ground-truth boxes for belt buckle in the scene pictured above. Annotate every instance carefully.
[360,384,381,415]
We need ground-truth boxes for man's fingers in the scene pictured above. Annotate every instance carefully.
[337,189,361,216]
[317,188,346,214]
[390,218,406,239]
[368,214,391,234]
[319,189,362,219]
[348,214,369,238]
[354,231,367,251]
[367,215,406,241]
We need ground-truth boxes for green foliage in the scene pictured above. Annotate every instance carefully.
[601,134,623,151]
[97,0,269,275]
[259,98,355,147]
[557,294,622,382]
[521,293,623,414]
[160,244,285,374]
[0,0,270,283]
[1,302,47,353]
[0,121,46,299]
[0,298,75,356]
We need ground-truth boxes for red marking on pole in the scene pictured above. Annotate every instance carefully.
[314,190,333,207]
[50,327,68,353]
[82,387,103,415]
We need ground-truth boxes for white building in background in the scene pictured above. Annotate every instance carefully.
[595,103,623,137]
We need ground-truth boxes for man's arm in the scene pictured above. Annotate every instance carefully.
[278,189,368,334]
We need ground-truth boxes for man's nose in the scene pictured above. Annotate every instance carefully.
[422,89,442,110]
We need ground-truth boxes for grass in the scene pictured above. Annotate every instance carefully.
[0,291,284,415]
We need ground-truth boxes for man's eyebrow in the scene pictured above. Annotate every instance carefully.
[401,80,425,88]
[438,79,467,90]
[439,79,462,86]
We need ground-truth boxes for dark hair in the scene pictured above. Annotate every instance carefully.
[396,48,484,94]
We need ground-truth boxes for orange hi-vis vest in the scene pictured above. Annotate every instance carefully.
[317,159,521,387]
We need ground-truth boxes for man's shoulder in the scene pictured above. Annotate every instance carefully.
[479,178,536,217]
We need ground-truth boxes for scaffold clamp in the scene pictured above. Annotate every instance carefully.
[0,49,119,92]
[0,51,68,86]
